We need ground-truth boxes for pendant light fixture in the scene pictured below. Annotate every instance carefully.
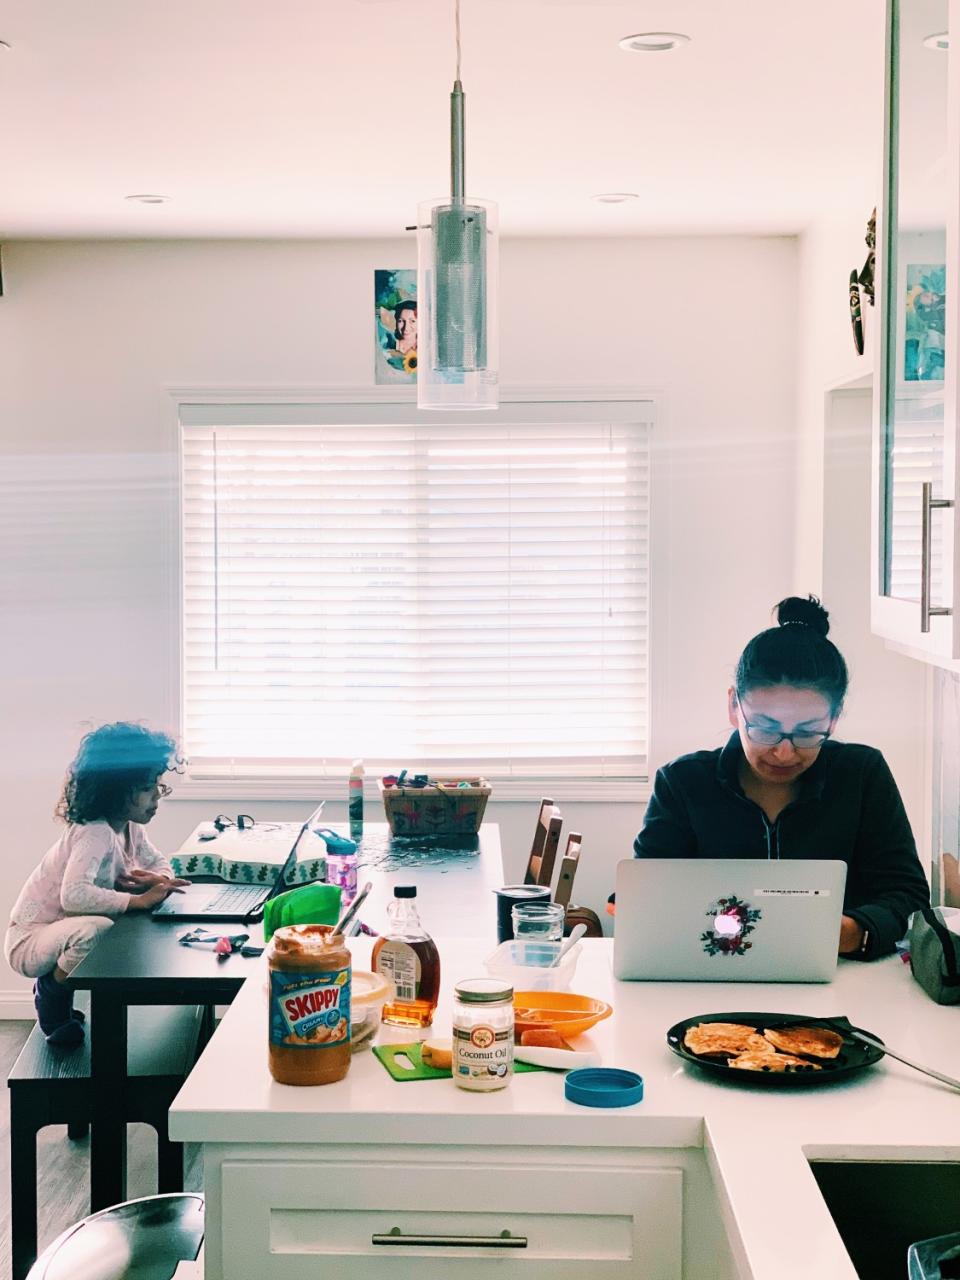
[417,0,499,410]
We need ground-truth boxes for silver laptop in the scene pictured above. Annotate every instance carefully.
[152,803,325,923]
[613,858,847,983]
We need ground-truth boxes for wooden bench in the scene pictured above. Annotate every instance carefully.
[7,1002,206,1280]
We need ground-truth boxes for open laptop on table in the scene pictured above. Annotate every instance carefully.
[613,857,847,983]
[151,803,325,924]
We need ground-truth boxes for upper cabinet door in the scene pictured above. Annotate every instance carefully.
[872,0,959,659]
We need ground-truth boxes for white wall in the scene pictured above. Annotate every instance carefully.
[0,236,799,1008]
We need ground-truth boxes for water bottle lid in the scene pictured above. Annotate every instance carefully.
[394,885,417,898]
[315,829,358,856]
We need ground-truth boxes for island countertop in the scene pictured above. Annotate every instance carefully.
[170,939,960,1279]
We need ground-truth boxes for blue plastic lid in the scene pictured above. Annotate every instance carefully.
[564,1068,644,1108]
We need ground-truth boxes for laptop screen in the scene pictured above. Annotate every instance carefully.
[266,801,326,901]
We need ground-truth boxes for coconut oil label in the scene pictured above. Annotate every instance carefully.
[453,1023,513,1087]
[270,968,351,1050]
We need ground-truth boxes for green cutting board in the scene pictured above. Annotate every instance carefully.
[373,1042,545,1081]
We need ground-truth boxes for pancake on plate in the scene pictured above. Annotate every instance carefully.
[683,1023,772,1056]
[763,1025,844,1059]
[729,1050,822,1073]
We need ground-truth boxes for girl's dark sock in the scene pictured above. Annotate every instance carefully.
[45,1018,84,1048]
[33,970,82,1044]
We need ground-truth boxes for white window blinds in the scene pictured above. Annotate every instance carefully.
[180,400,651,780]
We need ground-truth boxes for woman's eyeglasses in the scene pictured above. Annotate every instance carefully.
[738,703,831,750]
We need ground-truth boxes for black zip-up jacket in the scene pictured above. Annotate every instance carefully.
[632,733,930,959]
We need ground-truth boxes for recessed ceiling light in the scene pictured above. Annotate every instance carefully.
[0,40,11,51]
[124,193,170,205]
[592,193,639,204]
[923,31,949,50]
[618,32,691,53]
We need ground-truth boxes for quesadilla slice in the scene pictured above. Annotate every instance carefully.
[763,1025,844,1060]
[684,1022,771,1056]
[729,1050,822,1073]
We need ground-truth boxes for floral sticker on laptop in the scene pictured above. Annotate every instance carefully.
[701,896,762,957]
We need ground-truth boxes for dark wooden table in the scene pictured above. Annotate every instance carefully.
[67,821,503,1211]
[67,914,261,1210]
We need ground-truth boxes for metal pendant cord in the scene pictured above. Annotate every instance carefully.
[455,0,461,81]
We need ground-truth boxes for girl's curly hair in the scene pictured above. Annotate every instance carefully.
[55,723,184,825]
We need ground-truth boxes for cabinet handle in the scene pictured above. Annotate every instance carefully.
[920,481,954,633]
[372,1227,528,1249]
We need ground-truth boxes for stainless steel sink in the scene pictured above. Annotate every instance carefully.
[808,1161,960,1280]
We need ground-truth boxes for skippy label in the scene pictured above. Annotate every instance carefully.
[269,968,351,1050]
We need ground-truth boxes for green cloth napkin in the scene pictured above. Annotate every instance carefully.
[262,882,342,942]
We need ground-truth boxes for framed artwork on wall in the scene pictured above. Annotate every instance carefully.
[904,263,945,381]
[374,268,417,384]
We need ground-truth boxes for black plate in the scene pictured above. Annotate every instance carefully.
[666,1012,886,1087]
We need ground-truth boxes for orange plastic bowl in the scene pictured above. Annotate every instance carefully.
[513,990,613,1039]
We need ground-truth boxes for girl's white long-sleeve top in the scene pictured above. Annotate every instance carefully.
[8,820,175,926]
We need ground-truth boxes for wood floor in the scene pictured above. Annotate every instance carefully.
[0,1020,203,1279]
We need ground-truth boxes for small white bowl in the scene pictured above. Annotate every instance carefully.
[484,939,582,992]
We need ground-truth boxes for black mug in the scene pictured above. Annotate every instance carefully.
[495,884,552,942]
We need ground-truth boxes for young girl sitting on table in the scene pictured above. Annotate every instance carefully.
[4,723,188,1046]
[628,595,929,959]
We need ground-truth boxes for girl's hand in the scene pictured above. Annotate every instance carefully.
[125,880,185,911]
[116,869,190,893]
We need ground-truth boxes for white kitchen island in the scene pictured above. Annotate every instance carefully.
[170,940,960,1280]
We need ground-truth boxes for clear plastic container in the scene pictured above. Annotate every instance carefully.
[350,969,393,1050]
[484,939,582,992]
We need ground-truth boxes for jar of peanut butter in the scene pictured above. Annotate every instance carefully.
[268,924,352,1085]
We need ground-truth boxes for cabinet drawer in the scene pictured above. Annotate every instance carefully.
[220,1158,682,1279]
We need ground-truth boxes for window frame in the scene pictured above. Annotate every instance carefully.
[163,385,666,803]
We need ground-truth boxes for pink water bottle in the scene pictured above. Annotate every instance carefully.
[317,829,359,898]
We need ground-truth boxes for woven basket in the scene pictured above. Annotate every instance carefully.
[379,777,491,836]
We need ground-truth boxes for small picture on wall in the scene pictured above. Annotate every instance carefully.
[904,264,945,381]
[374,268,417,384]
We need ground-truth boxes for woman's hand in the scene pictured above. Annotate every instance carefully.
[838,914,866,954]
[116,868,190,894]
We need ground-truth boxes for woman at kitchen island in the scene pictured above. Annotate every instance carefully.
[632,595,929,958]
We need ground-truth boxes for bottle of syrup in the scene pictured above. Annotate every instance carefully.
[373,886,440,1028]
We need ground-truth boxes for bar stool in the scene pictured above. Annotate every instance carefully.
[26,1192,204,1280]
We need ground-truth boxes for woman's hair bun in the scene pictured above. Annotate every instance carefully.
[775,594,830,637]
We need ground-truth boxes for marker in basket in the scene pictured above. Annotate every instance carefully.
[349,759,364,837]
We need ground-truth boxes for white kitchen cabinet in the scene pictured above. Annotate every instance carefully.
[871,0,960,660]
[215,1151,682,1279]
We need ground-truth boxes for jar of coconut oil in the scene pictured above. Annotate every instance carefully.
[452,978,514,1091]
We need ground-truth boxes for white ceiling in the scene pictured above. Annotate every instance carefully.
[0,0,884,240]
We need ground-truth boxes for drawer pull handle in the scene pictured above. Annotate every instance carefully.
[372,1227,528,1249]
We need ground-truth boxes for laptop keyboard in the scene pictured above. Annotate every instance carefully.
[203,885,265,912]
